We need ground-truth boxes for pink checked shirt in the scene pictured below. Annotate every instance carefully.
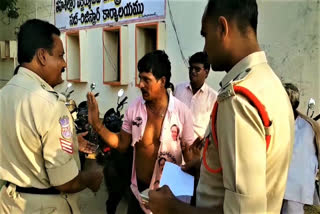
[122,92,195,213]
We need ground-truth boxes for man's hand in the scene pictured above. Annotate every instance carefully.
[54,163,103,194]
[148,183,219,214]
[181,157,201,179]
[87,92,102,130]
[182,137,204,162]
[77,131,98,154]
[148,185,177,214]
[189,137,204,159]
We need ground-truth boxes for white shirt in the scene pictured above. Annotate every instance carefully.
[284,116,318,204]
[174,82,217,138]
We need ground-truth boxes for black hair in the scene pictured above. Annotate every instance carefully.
[17,19,60,65]
[283,83,300,110]
[168,82,175,94]
[137,50,172,88]
[189,51,210,70]
[204,0,258,35]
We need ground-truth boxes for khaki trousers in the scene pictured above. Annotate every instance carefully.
[0,184,80,214]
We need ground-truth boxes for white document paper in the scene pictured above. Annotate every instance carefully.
[159,162,194,196]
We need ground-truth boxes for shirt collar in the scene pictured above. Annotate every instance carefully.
[18,67,55,91]
[186,82,207,93]
[220,51,268,88]
[199,82,207,92]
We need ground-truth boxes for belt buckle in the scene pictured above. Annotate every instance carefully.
[5,182,17,199]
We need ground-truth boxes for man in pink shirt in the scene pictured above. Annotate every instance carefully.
[87,50,195,214]
[174,52,217,138]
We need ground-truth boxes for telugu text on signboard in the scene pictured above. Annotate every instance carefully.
[55,0,166,30]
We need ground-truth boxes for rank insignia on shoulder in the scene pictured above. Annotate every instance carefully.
[59,116,72,139]
[217,85,235,102]
[60,138,73,154]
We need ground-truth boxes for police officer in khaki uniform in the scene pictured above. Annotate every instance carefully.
[0,19,103,214]
[147,0,294,213]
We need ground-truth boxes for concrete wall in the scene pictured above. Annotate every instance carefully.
[0,0,54,87]
[0,0,319,116]
[258,0,320,115]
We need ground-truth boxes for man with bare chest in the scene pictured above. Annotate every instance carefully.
[87,50,195,213]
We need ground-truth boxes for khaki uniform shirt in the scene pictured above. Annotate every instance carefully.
[196,52,294,213]
[0,67,80,212]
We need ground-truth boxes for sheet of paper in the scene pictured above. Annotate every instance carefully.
[159,162,194,196]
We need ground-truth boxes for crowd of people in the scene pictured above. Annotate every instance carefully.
[0,0,319,214]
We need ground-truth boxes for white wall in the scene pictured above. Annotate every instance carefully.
[257,0,320,114]
[164,0,320,114]
[165,0,225,94]
[0,0,319,117]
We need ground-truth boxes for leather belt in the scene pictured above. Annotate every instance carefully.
[5,182,60,195]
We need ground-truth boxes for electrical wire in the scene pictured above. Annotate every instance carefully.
[102,36,119,77]
[167,0,188,67]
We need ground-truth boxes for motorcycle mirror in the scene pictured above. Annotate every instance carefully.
[118,89,124,98]
[90,83,96,92]
[65,82,73,93]
[308,98,316,110]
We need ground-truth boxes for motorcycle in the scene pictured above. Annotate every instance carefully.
[62,84,132,214]
[89,88,129,163]
[61,82,77,115]
[306,98,320,121]
[307,98,316,118]
[100,89,133,214]
[103,89,127,133]
[310,99,320,121]
[74,83,102,157]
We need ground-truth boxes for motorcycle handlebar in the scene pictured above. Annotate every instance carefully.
[116,96,128,113]
[119,96,128,106]
[314,114,320,121]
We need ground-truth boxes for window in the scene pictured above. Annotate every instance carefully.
[103,26,129,85]
[66,31,81,82]
[0,40,17,88]
[135,22,166,86]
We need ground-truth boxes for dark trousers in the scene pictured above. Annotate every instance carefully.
[127,180,149,214]
[104,148,133,214]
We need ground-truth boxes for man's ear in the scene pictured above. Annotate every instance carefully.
[36,48,47,66]
[160,76,166,88]
[217,16,229,41]
[205,69,209,78]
